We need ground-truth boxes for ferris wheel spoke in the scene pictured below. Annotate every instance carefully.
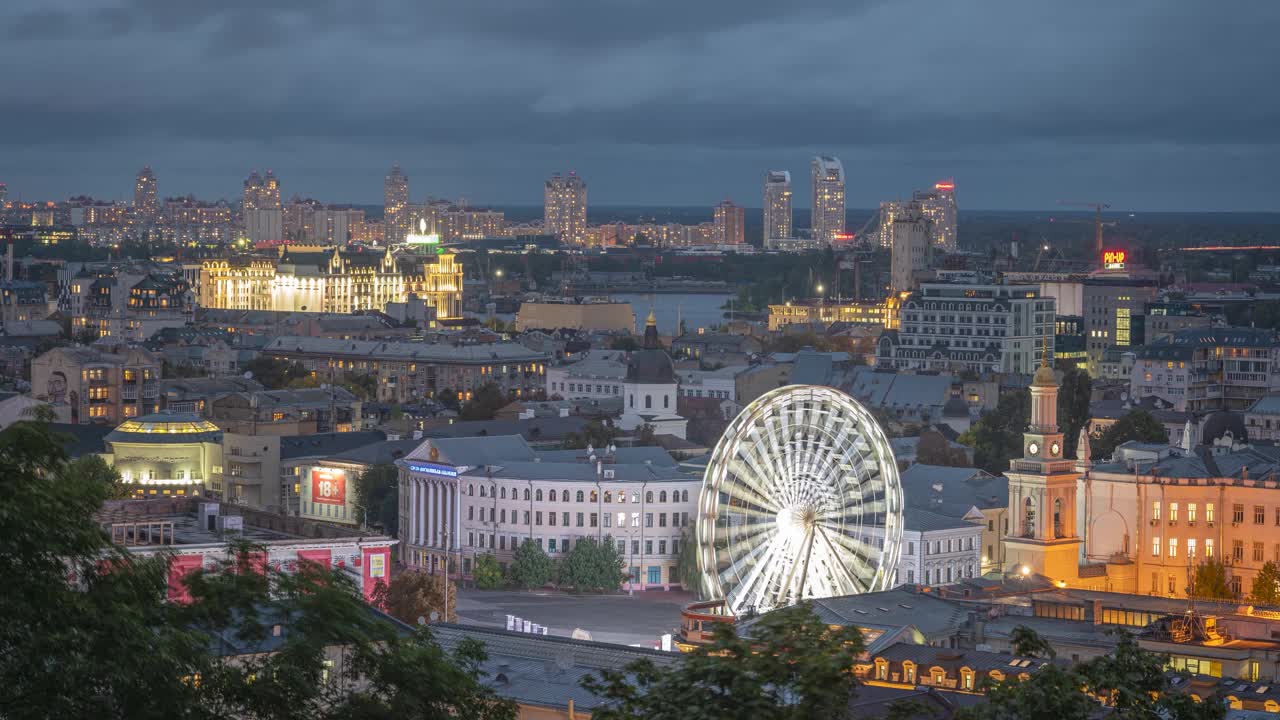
[726,457,785,511]
[728,533,790,611]
[814,525,869,593]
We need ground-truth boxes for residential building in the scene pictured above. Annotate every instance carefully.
[544,172,588,245]
[134,166,158,219]
[397,435,700,590]
[870,508,984,587]
[877,283,1055,375]
[1082,278,1159,374]
[1130,328,1280,413]
[546,349,627,401]
[0,279,50,323]
[31,344,161,423]
[243,208,283,243]
[1144,302,1213,344]
[199,245,462,318]
[67,270,193,341]
[712,200,744,245]
[888,200,931,294]
[241,170,281,212]
[810,156,845,243]
[898,464,1009,575]
[767,299,889,330]
[915,180,957,252]
[1246,395,1280,442]
[208,387,363,436]
[762,170,792,242]
[384,164,410,243]
[260,335,550,404]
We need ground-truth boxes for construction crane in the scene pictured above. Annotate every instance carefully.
[1059,200,1111,256]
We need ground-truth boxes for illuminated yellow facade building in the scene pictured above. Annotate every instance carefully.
[199,246,462,317]
[767,299,888,331]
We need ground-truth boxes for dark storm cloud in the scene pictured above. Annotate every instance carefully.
[1,0,1278,209]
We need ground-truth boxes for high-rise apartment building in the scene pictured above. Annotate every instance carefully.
[888,201,931,294]
[544,172,588,245]
[384,164,410,243]
[243,171,282,214]
[810,156,845,244]
[763,171,793,242]
[713,200,744,245]
[0,183,7,205]
[134,167,159,219]
[915,180,957,252]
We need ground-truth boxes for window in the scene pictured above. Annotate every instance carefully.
[549,538,557,552]
[1206,538,1214,557]
[1234,504,1245,524]
[562,512,569,525]
[1169,503,1178,523]
[523,488,530,500]
[632,493,639,504]
[659,540,667,555]
[1152,536,1161,557]
[1152,501,1161,521]
[1188,538,1197,558]
[1255,542,1266,562]
[576,491,584,502]
[1234,540,1245,562]
[617,491,626,503]
[659,491,667,502]
[659,513,667,527]
[535,511,543,525]
[1207,503,1215,524]
[1168,538,1177,558]
[535,489,543,501]
[631,512,639,527]
[1256,505,1267,525]
[645,540,653,555]
[468,507,474,520]
[590,513,598,527]
[1168,574,1177,595]
[646,491,654,503]
[603,513,611,528]
[549,512,557,526]
[908,542,915,556]
[576,513,584,527]
[632,540,640,555]
[1188,503,1197,524]
[645,513,653,528]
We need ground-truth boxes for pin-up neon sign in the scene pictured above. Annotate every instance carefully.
[1103,249,1126,270]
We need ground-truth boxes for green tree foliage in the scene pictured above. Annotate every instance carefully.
[244,356,310,389]
[958,389,1029,474]
[509,539,554,590]
[1010,624,1056,659]
[1193,557,1235,600]
[582,604,865,720]
[372,569,456,624]
[356,464,399,534]
[610,336,640,351]
[65,452,134,499]
[460,383,509,421]
[916,430,971,467]
[561,419,620,450]
[959,627,1223,720]
[472,554,505,590]
[1092,410,1169,461]
[0,419,514,719]
[337,372,379,401]
[1058,368,1093,459]
[559,536,627,593]
[635,423,659,447]
[675,528,701,596]
[437,389,461,412]
[1251,561,1280,606]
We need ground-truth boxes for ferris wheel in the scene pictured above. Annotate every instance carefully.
[696,385,903,616]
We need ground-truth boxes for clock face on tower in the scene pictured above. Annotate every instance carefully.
[1028,442,1040,456]
[1051,442,1061,457]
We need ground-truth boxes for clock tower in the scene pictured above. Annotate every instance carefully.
[1003,359,1083,582]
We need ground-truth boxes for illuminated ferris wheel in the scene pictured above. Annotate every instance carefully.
[696,385,903,615]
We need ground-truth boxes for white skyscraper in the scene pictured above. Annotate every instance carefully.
[810,156,845,244]
[544,172,588,245]
[763,170,793,243]
[915,180,957,252]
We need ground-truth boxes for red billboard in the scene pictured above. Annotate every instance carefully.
[310,468,347,506]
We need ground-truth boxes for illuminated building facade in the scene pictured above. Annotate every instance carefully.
[134,166,159,219]
[810,156,846,243]
[397,435,700,589]
[1082,277,1159,373]
[877,283,1055,375]
[384,163,410,243]
[199,245,462,318]
[544,172,588,245]
[767,299,888,331]
[31,344,161,423]
[763,170,793,242]
[103,413,223,498]
[916,181,957,252]
[1130,328,1280,413]
[242,170,281,213]
[712,200,744,245]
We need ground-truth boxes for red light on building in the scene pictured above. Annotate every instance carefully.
[833,232,855,241]
[935,181,955,192]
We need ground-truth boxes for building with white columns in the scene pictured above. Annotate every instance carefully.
[397,435,702,590]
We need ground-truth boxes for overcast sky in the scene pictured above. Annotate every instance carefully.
[2,1,1278,210]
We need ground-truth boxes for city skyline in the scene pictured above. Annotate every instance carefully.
[2,3,1277,211]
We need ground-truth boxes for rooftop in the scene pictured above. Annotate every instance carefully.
[106,413,223,444]
[264,336,549,364]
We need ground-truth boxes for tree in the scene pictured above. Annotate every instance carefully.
[356,463,399,534]
[559,536,627,593]
[509,539,554,590]
[65,453,133,499]
[959,627,1224,720]
[610,336,640,352]
[561,419,619,450]
[916,430,970,467]
[676,528,700,595]
[1251,561,1280,606]
[1092,410,1169,461]
[1193,557,1235,600]
[437,389,462,412]
[460,383,508,421]
[582,603,865,720]
[243,356,310,389]
[372,569,456,624]
[473,553,504,590]
[1010,624,1056,659]
[635,423,659,447]
[958,389,1029,474]
[1058,368,1092,459]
